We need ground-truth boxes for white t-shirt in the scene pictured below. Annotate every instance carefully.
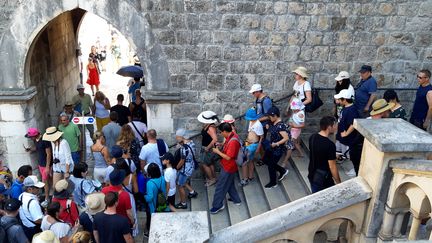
[164,167,177,197]
[128,121,148,145]
[139,142,168,172]
[52,139,74,173]
[248,120,264,136]
[293,81,312,101]
[41,216,71,239]
[19,192,44,227]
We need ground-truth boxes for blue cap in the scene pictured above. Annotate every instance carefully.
[244,108,259,121]
[111,145,123,158]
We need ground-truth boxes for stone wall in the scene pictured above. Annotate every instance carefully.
[128,0,432,133]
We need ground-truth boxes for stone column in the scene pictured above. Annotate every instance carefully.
[378,204,397,240]
[392,211,408,237]
[408,216,421,240]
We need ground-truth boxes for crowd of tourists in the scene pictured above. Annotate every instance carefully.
[0,64,430,242]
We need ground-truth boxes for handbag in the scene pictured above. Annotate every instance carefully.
[302,83,323,113]
[312,168,330,185]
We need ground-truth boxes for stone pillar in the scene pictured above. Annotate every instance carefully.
[392,211,408,237]
[408,216,421,240]
[378,205,397,240]
[353,119,432,241]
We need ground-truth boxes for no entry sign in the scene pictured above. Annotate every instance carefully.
[72,116,95,125]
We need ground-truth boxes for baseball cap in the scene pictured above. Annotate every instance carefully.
[335,71,350,81]
[266,106,280,117]
[111,145,124,158]
[25,128,40,138]
[160,152,174,163]
[23,175,45,188]
[76,84,85,90]
[249,84,262,93]
[359,65,372,73]
[175,128,186,138]
[334,89,354,99]
[4,198,22,211]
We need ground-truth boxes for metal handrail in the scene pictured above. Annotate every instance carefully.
[168,91,296,148]
[313,87,418,91]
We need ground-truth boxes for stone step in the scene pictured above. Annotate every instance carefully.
[206,181,231,234]
[254,164,290,210]
[190,178,210,212]
[280,161,310,201]
[240,170,270,217]
[289,155,312,194]
[225,174,250,225]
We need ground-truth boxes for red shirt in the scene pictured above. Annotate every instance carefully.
[101,185,132,224]
[221,133,240,173]
[51,198,79,225]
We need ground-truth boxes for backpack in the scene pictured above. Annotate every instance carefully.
[173,144,198,173]
[0,218,20,243]
[255,96,274,115]
[227,137,247,167]
[62,199,79,224]
[150,180,167,212]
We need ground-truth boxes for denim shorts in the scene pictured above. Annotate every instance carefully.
[177,172,189,186]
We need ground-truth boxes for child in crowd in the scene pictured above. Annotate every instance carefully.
[240,108,263,186]
[10,165,32,199]
[161,153,176,212]
[288,97,305,158]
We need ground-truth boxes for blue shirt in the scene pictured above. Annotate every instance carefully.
[411,84,432,121]
[255,96,272,126]
[10,179,23,199]
[128,82,141,102]
[354,76,377,110]
[337,105,361,146]
[144,177,167,214]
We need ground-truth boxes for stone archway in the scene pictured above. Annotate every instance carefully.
[0,0,178,172]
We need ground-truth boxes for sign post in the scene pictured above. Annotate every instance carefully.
[72,116,95,164]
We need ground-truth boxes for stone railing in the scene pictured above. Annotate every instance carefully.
[379,159,432,241]
[208,177,372,243]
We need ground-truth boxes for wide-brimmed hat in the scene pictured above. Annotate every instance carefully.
[23,175,45,188]
[292,66,308,79]
[290,97,305,110]
[249,84,262,93]
[197,111,219,124]
[42,127,63,142]
[25,128,40,138]
[54,179,75,199]
[335,71,350,81]
[32,230,60,243]
[244,108,259,121]
[370,99,395,116]
[334,89,354,99]
[85,192,106,215]
[222,114,235,123]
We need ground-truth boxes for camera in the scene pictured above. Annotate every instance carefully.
[53,158,60,164]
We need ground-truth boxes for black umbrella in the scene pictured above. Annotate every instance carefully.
[116,65,143,78]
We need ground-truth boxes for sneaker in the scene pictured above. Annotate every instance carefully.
[239,179,249,186]
[41,200,49,208]
[210,205,225,214]
[188,191,198,198]
[174,203,187,209]
[278,170,289,181]
[346,168,356,177]
[227,198,241,205]
[264,182,278,189]
[143,232,149,238]
[205,179,217,187]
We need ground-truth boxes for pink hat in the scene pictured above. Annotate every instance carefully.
[25,128,40,138]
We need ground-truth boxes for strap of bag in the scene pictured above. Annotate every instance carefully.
[183,144,197,164]
[131,121,146,142]
[156,139,167,156]
[19,195,38,225]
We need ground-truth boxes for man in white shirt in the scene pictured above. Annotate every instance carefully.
[128,116,148,146]
[139,129,168,172]
[19,175,45,240]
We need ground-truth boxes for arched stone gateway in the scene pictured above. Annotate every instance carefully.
[0,0,179,172]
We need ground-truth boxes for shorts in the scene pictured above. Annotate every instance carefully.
[291,128,302,139]
[335,140,349,158]
[177,173,190,186]
[167,195,175,206]
[201,149,217,166]
[245,143,259,162]
[38,165,48,181]
[94,167,108,183]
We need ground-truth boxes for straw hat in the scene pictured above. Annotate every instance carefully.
[85,192,106,215]
[197,111,219,124]
[292,66,308,79]
[370,99,395,116]
[32,230,60,243]
[42,127,63,142]
[222,114,235,123]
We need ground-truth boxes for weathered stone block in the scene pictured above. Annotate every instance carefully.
[189,74,207,90]
[334,32,352,45]
[255,2,273,15]
[224,74,240,90]
[306,3,326,15]
[326,3,340,15]
[207,46,222,60]
[199,91,216,103]
[185,0,213,12]
[297,16,311,31]
[163,46,184,60]
[175,30,192,44]
[415,33,432,47]
[385,16,406,31]
[216,1,236,13]
[262,16,276,31]
[202,103,223,116]
[181,90,199,103]
[312,46,329,61]
[331,17,346,31]
[212,31,230,44]
[242,46,260,60]
[145,12,170,28]
[186,14,199,29]
[261,46,283,60]
[170,75,188,89]
[207,74,224,90]
[216,91,232,102]
[287,32,305,45]
[239,74,256,90]
[249,31,268,45]
[274,2,288,15]
[329,46,346,62]
[288,2,305,15]
[154,30,175,44]
[283,46,301,62]
[185,45,206,60]
[192,30,211,44]
[387,32,414,46]
[170,14,187,29]
[223,47,241,60]
[305,32,323,45]
[237,2,256,13]
[199,14,221,29]
[406,17,432,31]
[277,16,296,32]
[177,61,195,74]
[173,103,201,117]
[241,15,261,29]
[222,14,241,29]
[229,62,245,74]
[230,31,248,44]
[378,3,394,16]
[210,61,228,73]
[196,61,211,73]
[358,46,377,62]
